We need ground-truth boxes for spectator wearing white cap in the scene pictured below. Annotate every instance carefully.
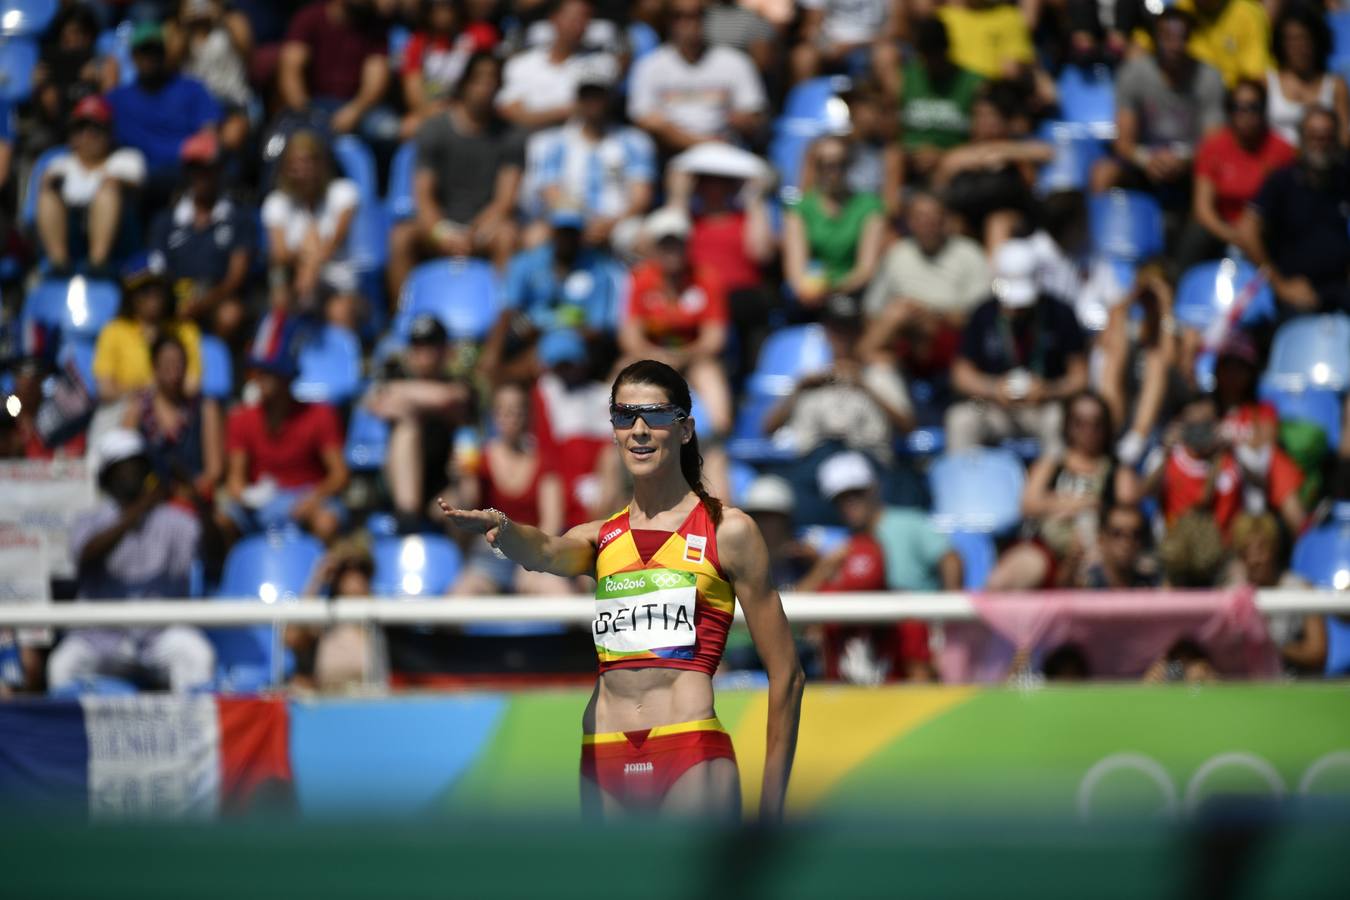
[619,207,734,438]
[946,239,1088,453]
[808,450,959,682]
[740,475,816,590]
[48,429,215,693]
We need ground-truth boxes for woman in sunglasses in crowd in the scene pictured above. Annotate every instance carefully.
[442,359,803,821]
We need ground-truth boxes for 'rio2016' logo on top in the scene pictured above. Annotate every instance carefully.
[603,575,647,593]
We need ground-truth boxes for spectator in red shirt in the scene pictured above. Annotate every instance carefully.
[222,317,349,543]
[1212,331,1306,534]
[399,0,498,139]
[619,206,733,436]
[278,0,395,145]
[450,380,573,595]
[530,328,615,529]
[801,452,940,683]
[667,143,777,389]
[1180,79,1296,272]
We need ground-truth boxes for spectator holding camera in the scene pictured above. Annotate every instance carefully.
[47,428,214,693]
[946,239,1088,452]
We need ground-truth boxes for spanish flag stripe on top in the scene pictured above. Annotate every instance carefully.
[592,502,735,676]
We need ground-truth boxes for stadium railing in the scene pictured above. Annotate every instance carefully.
[1,590,1346,629]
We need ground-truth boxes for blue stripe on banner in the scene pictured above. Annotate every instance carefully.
[288,695,506,817]
[0,699,89,810]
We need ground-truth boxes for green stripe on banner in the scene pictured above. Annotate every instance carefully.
[820,684,1350,819]
[596,569,695,600]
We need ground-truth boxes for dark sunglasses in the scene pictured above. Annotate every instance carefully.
[1106,526,1143,541]
[1232,102,1264,114]
[609,402,688,429]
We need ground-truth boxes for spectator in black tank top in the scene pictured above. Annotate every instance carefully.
[987,391,1139,590]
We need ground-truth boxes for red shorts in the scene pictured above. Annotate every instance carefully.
[580,718,737,810]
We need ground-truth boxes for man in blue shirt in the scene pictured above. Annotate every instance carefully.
[106,22,221,208]
[147,133,257,341]
[479,210,625,384]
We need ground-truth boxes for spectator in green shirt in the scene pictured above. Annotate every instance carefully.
[783,135,886,315]
[900,17,985,183]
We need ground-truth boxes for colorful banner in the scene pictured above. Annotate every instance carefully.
[2,685,1348,821]
[0,696,291,817]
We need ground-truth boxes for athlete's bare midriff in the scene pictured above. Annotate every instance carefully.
[583,667,716,734]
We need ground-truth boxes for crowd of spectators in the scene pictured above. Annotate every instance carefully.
[2,0,1349,695]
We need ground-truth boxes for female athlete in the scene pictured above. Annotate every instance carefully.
[440,360,804,820]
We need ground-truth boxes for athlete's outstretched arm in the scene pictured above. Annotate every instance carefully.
[439,500,600,578]
[718,508,805,823]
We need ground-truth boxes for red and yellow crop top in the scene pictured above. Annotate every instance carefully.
[591,502,734,676]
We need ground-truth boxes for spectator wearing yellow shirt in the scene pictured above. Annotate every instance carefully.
[1136,0,1270,88]
[936,0,1034,81]
[92,260,203,402]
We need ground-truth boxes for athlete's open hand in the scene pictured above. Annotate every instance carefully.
[437,499,500,540]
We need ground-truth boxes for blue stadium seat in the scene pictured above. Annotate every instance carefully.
[293,324,363,404]
[1291,506,1350,591]
[1056,64,1116,139]
[768,128,816,200]
[1330,11,1350,80]
[332,135,389,271]
[1265,313,1350,392]
[0,0,56,37]
[345,404,391,470]
[1259,380,1342,450]
[1088,190,1164,261]
[944,529,996,590]
[20,144,64,229]
[728,460,758,507]
[1325,616,1350,676]
[1174,258,1275,332]
[782,75,850,123]
[0,37,37,101]
[199,334,233,400]
[211,530,323,692]
[746,323,833,397]
[397,258,501,341]
[1035,121,1106,195]
[23,277,120,341]
[727,390,795,463]
[929,447,1026,534]
[371,534,463,597]
[95,23,136,87]
[386,141,417,222]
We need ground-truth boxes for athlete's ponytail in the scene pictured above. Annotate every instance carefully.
[612,359,724,527]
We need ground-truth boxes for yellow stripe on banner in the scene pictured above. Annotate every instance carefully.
[731,686,977,816]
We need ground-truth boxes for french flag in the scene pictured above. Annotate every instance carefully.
[0,696,292,818]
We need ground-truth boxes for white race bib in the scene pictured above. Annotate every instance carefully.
[593,568,697,653]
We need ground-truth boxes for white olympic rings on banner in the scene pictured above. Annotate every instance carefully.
[1076,750,1350,822]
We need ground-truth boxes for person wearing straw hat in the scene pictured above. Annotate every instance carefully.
[665,141,775,387]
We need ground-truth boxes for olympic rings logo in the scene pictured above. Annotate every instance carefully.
[649,572,687,589]
[1076,750,1350,821]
